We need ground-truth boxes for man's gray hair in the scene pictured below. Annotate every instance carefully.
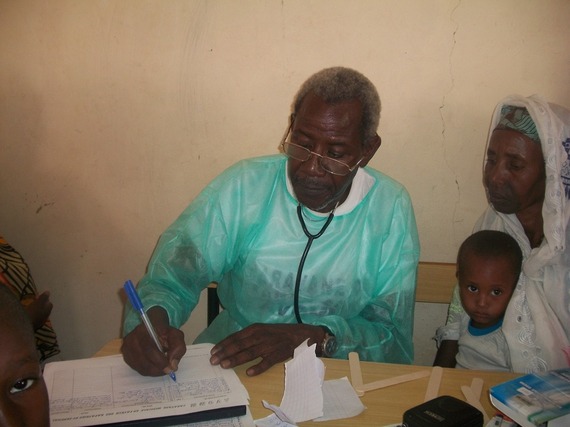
[292,67,381,145]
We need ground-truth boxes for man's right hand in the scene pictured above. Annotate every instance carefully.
[121,306,187,376]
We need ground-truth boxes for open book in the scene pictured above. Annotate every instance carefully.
[43,343,249,427]
[489,368,570,427]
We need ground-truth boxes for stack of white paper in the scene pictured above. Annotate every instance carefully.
[44,344,250,427]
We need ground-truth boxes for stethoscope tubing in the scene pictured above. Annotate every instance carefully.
[293,204,335,323]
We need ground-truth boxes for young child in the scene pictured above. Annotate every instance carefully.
[0,286,50,426]
[434,230,523,371]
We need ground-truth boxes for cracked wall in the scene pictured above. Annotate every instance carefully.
[1,0,569,361]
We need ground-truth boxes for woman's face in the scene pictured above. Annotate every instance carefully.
[483,128,545,215]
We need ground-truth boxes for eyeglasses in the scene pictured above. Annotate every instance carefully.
[280,130,363,176]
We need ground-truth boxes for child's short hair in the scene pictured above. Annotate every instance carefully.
[457,230,523,281]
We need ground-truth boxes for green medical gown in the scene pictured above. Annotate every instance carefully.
[124,155,420,364]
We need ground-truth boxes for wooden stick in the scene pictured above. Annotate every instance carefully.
[461,385,489,425]
[470,377,484,400]
[348,352,365,396]
[356,370,430,393]
[424,366,443,402]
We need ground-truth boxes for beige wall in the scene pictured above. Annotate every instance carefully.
[1,0,569,362]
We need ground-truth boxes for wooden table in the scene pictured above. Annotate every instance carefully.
[96,339,518,426]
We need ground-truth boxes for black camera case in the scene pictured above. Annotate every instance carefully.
[402,395,483,427]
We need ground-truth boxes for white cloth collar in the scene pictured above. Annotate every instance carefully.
[285,166,375,216]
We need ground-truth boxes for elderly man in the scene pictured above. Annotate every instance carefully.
[122,67,420,377]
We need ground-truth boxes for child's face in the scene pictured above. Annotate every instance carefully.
[0,324,49,427]
[458,253,518,329]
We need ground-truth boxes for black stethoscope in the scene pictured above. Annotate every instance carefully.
[293,203,336,324]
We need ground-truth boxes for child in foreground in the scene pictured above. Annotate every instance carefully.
[434,230,522,371]
[0,286,50,426]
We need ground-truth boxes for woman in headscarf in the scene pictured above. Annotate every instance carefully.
[435,94,570,373]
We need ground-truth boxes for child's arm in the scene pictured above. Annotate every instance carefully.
[433,339,458,368]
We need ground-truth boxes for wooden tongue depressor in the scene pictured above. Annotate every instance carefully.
[470,377,484,400]
[348,352,365,396]
[424,366,443,402]
[348,351,430,394]
[461,383,489,425]
[358,370,431,393]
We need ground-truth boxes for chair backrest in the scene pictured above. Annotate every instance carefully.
[415,261,456,304]
[205,261,456,325]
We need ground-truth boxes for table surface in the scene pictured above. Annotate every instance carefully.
[95,339,518,426]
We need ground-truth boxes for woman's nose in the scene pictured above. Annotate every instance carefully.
[486,164,507,185]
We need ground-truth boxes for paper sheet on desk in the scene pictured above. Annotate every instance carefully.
[314,377,366,422]
[44,344,249,427]
[255,341,364,426]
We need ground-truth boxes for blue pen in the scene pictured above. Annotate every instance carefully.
[124,280,177,382]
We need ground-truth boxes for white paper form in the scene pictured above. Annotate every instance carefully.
[44,343,249,427]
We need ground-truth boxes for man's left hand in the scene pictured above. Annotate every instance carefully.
[209,323,326,376]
